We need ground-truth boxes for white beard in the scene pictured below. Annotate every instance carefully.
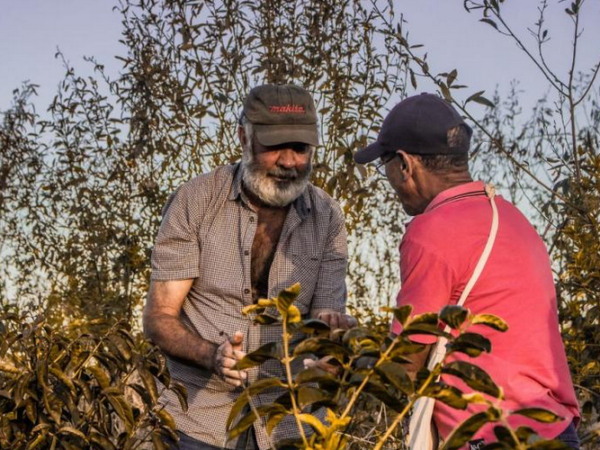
[241,148,312,207]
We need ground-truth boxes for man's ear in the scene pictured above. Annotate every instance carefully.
[397,150,414,181]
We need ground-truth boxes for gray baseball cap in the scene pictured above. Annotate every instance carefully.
[243,84,319,146]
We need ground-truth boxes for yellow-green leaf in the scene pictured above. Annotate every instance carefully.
[298,414,327,437]
[512,408,563,423]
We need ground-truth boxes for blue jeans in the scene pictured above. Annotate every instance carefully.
[556,421,580,450]
[166,428,258,450]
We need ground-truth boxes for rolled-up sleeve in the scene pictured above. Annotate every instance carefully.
[310,202,348,313]
[151,183,204,281]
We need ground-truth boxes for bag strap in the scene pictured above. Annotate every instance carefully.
[426,184,499,371]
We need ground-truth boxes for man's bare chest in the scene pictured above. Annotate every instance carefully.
[250,207,288,299]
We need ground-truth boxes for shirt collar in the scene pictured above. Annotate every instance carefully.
[424,181,486,213]
[228,162,311,219]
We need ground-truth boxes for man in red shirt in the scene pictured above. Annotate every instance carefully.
[354,93,580,449]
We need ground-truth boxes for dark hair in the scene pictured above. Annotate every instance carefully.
[415,125,470,173]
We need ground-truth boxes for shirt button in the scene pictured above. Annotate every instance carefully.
[244,288,250,294]
[249,217,255,223]
[244,250,250,256]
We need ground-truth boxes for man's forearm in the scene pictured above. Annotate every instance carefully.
[144,313,217,371]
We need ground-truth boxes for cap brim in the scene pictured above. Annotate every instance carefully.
[254,124,319,147]
[354,141,386,164]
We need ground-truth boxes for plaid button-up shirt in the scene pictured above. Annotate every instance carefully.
[151,163,347,449]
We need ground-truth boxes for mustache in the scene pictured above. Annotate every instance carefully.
[266,166,300,180]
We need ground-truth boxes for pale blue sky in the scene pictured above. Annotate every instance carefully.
[1,1,599,116]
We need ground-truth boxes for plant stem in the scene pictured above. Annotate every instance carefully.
[282,318,309,448]
[372,366,439,450]
[340,336,400,421]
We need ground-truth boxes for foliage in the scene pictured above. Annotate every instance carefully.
[226,284,571,450]
[1,0,600,448]
[0,0,407,323]
[0,308,186,450]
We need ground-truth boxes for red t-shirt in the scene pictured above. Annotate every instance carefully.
[391,181,580,445]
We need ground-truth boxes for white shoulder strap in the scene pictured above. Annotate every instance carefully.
[427,183,499,369]
[409,184,501,450]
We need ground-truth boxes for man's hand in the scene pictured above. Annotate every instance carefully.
[316,311,358,331]
[303,311,357,377]
[213,331,248,387]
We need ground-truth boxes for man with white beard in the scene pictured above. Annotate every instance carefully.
[144,84,352,450]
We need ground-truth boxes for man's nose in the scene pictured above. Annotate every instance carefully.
[276,149,297,169]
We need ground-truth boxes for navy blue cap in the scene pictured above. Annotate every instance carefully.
[355,93,472,164]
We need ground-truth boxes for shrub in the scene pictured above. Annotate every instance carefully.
[225,284,571,450]
[0,309,186,450]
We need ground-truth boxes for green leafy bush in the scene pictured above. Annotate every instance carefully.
[226,284,571,450]
[0,309,186,450]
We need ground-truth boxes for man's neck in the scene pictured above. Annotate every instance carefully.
[418,171,473,211]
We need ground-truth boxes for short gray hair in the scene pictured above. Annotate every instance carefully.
[239,113,254,150]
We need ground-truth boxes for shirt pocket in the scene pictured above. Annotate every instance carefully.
[289,252,322,313]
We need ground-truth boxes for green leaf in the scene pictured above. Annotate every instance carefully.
[226,391,251,430]
[350,375,404,411]
[465,90,495,108]
[295,367,337,385]
[298,414,327,437]
[151,430,167,450]
[266,411,286,435]
[409,312,438,326]
[49,366,77,396]
[447,69,458,86]
[389,305,413,328]
[514,426,541,445]
[403,323,451,338]
[376,361,414,395]
[480,18,499,30]
[440,411,492,450]
[297,385,332,409]
[286,305,302,323]
[410,70,417,89]
[470,314,508,332]
[227,408,258,439]
[440,83,452,102]
[511,408,563,423]
[58,426,87,440]
[442,361,502,398]
[388,337,426,357]
[234,342,283,370]
[492,425,514,444]
[108,333,132,361]
[529,440,573,449]
[86,365,110,389]
[169,382,188,412]
[26,433,48,450]
[229,405,286,439]
[293,337,349,362]
[277,283,301,313]
[294,319,330,335]
[106,393,135,433]
[254,314,279,325]
[157,408,176,430]
[137,363,159,404]
[248,377,286,396]
[424,383,468,409]
[447,333,491,357]
[439,305,469,329]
